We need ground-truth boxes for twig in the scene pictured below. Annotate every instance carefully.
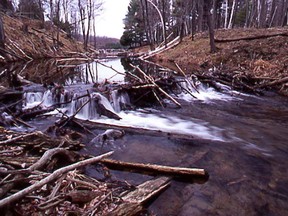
[28,148,73,171]
[0,151,113,208]
[59,97,91,128]
[86,192,112,216]
[0,132,42,145]
[175,62,199,94]
[96,60,125,75]
[66,177,98,190]
[258,76,288,88]
[152,90,164,107]
[130,64,181,107]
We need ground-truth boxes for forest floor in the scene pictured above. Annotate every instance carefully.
[149,27,288,95]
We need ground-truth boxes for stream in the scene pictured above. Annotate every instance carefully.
[1,58,288,215]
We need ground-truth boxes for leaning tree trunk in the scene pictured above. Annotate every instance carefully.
[0,15,5,49]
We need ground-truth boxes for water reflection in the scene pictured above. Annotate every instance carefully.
[2,58,288,215]
[65,59,127,85]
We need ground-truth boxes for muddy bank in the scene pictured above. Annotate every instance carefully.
[151,28,288,96]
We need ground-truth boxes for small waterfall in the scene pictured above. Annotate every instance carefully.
[111,90,131,112]
[23,89,120,120]
[42,90,54,107]
[24,92,43,104]
[74,96,100,119]
[23,91,54,109]
[177,78,233,101]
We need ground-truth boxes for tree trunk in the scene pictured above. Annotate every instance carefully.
[161,0,167,47]
[245,0,250,27]
[197,0,204,31]
[0,15,5,49]
[147,0,166,47]
[144,0,154,50]
[228,0,238,29]
[204,1,217,53]
[224,0,229,28]
[281,0,288,26]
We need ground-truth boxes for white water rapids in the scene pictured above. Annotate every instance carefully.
[23,79,239,142]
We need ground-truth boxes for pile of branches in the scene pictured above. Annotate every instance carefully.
[0,128,133,215]
[198,66,288,96]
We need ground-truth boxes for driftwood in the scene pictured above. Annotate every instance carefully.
[0,131,41,145]
[215,32,288,43]
[130,64,182,107]
[57,97,91,128]
[106,177,170,216]
[141,36,180,60]
[19,107,55,120]
[74,119,198,141]
[101,159,207,178]
[96,60,126,76]
[258,76,288,88]
[28,148,74,171]
[0,151,113,208]
[0,148,74,199]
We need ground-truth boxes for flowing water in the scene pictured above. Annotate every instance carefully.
[2,58,288,215]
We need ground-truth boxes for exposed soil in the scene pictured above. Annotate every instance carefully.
[152,28,288,95]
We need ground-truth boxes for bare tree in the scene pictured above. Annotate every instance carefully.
[77,0,102,50]
[204,0,217,53]
[147,0,166,46]
[228,0,238,28]
[224,0,229,28]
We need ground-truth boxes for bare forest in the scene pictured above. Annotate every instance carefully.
[0,1,288,216]
[121,0,288,51]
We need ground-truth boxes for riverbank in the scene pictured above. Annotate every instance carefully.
[0,13,87,65]
[151,28,288,95]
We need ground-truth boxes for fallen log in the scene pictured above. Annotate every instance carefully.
[19,107,55,120]
[106,176,170,216]
[0,131,41,145]
[175,62,199,94]
[258,76,288,88]
[28,148,75,171]
[101,159,207,178]
[141,36,180,60]
[74,119,199,141]
[130,64,182,108]
[215,32,288,43]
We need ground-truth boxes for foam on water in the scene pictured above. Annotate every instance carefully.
[178,79,236,102]
[83,110,226,141]
[23,78,241,142]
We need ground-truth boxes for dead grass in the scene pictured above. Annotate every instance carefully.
[1,14,85,63]
[154,28,288,80]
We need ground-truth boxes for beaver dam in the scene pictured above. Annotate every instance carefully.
[0,57,288,215]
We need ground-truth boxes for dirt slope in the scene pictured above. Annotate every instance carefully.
[153,28,288,95]
[0,14,85,64]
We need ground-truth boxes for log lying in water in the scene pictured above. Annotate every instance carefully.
[74,119,198,141]
[101,159,207,178]
[106,176,170,216]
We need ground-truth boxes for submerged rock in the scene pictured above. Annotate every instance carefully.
[89,129,125,146]
[0,112,15,126]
